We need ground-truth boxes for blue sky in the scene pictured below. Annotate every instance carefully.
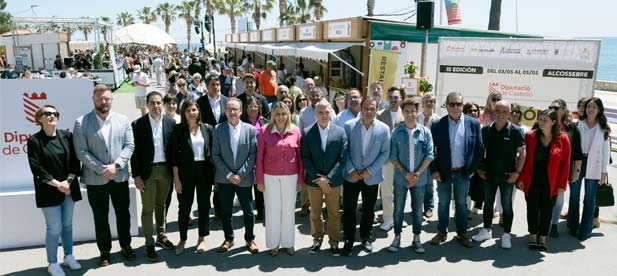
[7,0,617,43]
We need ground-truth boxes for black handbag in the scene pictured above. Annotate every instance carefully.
[596,183,615,207]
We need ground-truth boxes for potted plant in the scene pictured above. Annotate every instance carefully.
[419,78,433,94]
[404,60,418,78]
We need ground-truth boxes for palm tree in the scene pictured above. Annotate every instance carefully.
[177,0,198,50]
[313,0,322,21]
[78,25,92,41]
[280,0,324,25]
[116,12,135,27]
[278,0,286,20]
[60,25,75,41]
[248,0,274,30]
[156,2,178,34]
[367,0,375,16]
[488,0,502,30]
[215,0,250,34]
[137,6,158,24]
[99,16,112,44]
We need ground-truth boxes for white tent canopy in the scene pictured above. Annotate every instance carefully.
[113,24,176,48]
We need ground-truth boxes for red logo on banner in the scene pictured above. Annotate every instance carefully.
[23,92,47,124]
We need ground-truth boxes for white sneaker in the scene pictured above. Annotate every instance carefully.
[47,262,65,276]
[472,228,492,242]
[62,255,81,270]
[501,233,512,249]
[379,221,394,231]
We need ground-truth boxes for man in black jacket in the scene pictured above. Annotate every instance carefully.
[131,91,176,261]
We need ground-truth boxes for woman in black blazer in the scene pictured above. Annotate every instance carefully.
[168,100,215,255]
[26,105,82,275]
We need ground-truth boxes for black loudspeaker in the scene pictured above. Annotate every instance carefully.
[416,1,434,30]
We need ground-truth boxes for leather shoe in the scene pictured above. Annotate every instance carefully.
[423,210,433,218]
[298,205,310,217]
[121,246,136,261]
[284,247,295,255]
[430,233,447,245]
[218,240,234,253]
[247,240,259,254]
[270,248,279,256]
[99,251,110,267]
[456,234,472,248]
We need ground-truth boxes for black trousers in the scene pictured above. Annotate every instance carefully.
[254,185,265,217]
[167,175,220,218]
[87,181,132,252]
[177,161,213,240]
[343,180,379,242]
[526,180,556,236]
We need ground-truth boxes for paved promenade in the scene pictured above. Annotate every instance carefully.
[1,84,616,276]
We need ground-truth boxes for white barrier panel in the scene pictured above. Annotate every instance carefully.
[435,38,600,119]
[0,79,93,192]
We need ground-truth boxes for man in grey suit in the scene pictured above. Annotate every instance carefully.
[301,99,348,256]
[73,84,135,267]
[212,98,259,254]
[341,98,391,257]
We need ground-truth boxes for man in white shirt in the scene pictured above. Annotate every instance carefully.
[131,65,150,116]
[152,56,164,85]
[130,91,177,261]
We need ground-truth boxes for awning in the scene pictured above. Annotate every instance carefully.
[227,41,363,62]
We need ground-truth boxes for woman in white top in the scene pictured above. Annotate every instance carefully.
[567,97,611,241]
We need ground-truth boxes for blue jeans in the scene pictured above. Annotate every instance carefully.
[393,184,425,235]
[551,193,565,225]
[423,178,434,212]
[218,183,255,242]
[437,171,469,234]
[483,178,514,233]
[41,195,75,263]
[567,157,599,239]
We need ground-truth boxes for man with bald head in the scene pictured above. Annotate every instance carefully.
[472,100,525,249]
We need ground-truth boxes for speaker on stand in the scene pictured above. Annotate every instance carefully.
[416,1,434,78]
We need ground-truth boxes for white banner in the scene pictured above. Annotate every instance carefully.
[0,79,93,192]
[435,38,600,118]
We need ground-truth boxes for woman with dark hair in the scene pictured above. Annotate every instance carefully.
[295,94,310,113]
[574,97,591,121]
[548,99,583,238]
[27,105,82,276]
[463,102,483,218]
[168,100,215,255]
[567,97,611,240]
[242,96,269,221]
[517,109,570,250]
[332,91,347,115]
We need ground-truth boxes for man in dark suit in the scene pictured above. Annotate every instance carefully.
[196,73,227,218]
[73,84,135,266]
[301,99,348,256]
[130,91,176,262]
[429,92,483,248]
[236,73,271,119]
[212,98,259,254]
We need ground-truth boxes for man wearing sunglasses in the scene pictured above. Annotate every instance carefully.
[429,92,483,248]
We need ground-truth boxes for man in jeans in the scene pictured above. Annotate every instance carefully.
[472,100,526,249]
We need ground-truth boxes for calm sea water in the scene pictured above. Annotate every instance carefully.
[177,36,617,82]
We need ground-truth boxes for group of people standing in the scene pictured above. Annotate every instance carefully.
[27,76,611,276]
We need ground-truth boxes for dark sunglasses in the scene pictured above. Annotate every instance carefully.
[448,102,463,107]
[299,98,307,101]
[42,111,60,117]
[492,98,501,102]
[549,106,561,111]
[511,110,521,114]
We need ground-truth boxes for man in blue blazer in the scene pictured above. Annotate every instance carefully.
[212,98,259,254]
[301,99,348,256]
[73,84,135,266]
[429,92,483,248]
[341,98,391,256]
[130,91,176,261]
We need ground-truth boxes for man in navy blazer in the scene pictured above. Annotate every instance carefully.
[130,91,176,261]
[301,99,348,256]
[73,84,135,266]
[212,98,259,254]
[429,92,483,248]
[341,98,391,256]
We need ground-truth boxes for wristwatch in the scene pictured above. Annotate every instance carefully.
[66,176,74,183]
[115,163,121,170]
